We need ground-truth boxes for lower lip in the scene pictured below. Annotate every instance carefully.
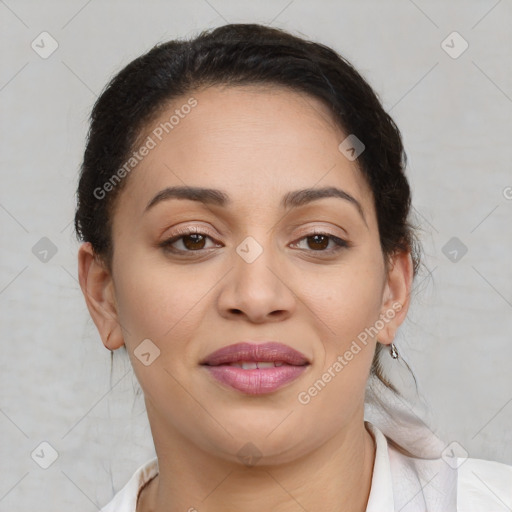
[203,365,308,395]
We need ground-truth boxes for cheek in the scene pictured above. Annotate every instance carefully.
[112,254,216,409]
[298,249,384,392]
[295,270,381,436]
[304,261,385,343]
[113,250,215,347]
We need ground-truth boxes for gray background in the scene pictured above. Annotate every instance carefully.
[1,0,511,510]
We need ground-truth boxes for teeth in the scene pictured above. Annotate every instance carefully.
[256,362,275,369]
[227,361,287,369]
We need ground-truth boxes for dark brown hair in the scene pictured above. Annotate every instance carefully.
[74,23,420,394]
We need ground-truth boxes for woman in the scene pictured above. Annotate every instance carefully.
[74,23,511,511]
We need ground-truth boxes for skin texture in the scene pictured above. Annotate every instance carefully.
[78,85,413,512]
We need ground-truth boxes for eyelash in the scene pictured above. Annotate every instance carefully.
[158,228,350,256]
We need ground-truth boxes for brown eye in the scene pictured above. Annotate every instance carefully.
[291,232,349,254]
[159,230,221,254]
[306,234,330,250]
[182,233,207,250]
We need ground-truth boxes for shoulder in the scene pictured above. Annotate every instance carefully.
[457,456,512,510]
[100,457,159,512]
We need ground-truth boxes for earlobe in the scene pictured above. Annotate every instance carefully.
[377,250,414,346]
[77,242,124,350]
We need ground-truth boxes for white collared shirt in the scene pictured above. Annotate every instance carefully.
[100,421,512,511]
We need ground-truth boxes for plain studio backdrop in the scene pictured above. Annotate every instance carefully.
[1,1,511,510]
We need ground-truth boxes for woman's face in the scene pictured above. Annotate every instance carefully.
[80,85,411,464]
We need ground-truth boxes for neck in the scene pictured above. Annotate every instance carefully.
[138,404,376,512]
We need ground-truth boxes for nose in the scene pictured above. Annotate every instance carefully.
[216,239,296,324]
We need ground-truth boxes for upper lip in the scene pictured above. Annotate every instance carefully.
[200,342,310,366]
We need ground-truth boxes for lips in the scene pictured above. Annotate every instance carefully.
[200,342,310,395]
[200,342,310,367]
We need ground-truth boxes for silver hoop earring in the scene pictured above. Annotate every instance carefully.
[390,343,399,360]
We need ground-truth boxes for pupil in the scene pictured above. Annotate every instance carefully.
[184,234,205,250]
[309,234,328,250]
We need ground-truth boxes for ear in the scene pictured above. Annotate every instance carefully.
[377,250,414,346]
[77,242,124,350]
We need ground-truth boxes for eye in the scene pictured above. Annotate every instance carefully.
[290,232,349,253]
[159,228,350,256]
[159,230,222,254]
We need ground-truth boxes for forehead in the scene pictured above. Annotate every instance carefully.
[114,84,374,220]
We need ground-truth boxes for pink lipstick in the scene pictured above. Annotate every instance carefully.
[200,342,310,395]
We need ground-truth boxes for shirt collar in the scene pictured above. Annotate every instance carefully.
[365,420,395,511]
[365,420,458,511]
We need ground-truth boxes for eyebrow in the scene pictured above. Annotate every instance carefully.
[144,185,366,223]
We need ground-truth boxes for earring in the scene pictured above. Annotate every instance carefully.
[390,342,399,360]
